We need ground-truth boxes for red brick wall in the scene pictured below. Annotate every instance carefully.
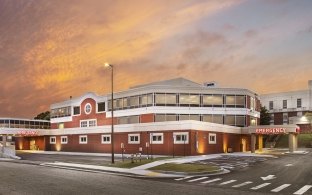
[274,113,283,125]
[140,114,154,123]
[43,130,250,155]
[15,136,45,150]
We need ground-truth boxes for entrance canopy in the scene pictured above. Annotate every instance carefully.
[243,124,300,135]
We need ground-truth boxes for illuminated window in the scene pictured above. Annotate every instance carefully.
[58,123,64,129]
[61,136,68,144]
[50,136,56,144]
[209,133,216,144]
[79,135,88,144]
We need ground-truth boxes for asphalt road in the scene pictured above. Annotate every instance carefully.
[0,161,263,195]
[161,150,312,194]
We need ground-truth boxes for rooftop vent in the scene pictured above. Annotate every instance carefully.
[203,82,218,88]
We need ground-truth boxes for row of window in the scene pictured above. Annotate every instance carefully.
[49,133,218,145]
[52,102,106,118]
[108,94,248,111]
[269,98,302,110]
[269,112,303,125]
[117,114,247,127]
[0,119,50,129]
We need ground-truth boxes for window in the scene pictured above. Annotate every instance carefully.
[89,120,97,127]
[225,95,235,106]
[117,116,139,124]
[97,102,105,112]
[213,115,223,124]
[73,106,80,115]
[155,114,177,122]
[202,115,213,123]
[61,136,68,144]
[79,135,88,144]
[269,101,273,110]
[150,133,163,144]
[85,103,92,114]
[202,95,223,107]
[270,114,274,125]
[140,94,153,106]
[129,96,139,107]
[283,113,288,124]
[236,116,246,127]
[224,115,235,126]
[50,136,56,144]
[58,123,64,129]
[173,132,189,144]
[236,96,245,107]
[101,135,111,144]
[209,133,216,144]
[80,121,88,127]
[155,93,177,105]
[179,94,200,106]
[128,134,140,144]
[297,99,302,108]
[283,100,287,109]
[80,119,97,127]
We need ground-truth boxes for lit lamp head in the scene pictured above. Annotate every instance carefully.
[104,62,112,68]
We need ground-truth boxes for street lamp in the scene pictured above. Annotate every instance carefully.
[105,62,114,164]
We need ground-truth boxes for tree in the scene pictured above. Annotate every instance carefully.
[34,111,50,121]
[304,112,312,132]
[260,106,271,125]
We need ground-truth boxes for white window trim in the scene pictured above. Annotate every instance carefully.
[101,134,111,144]
[80,119,97,127]
[173,132,189,144]
[79,135,88,144]
[150,133,164,144]
[50,136,56,144]
[88,119,97,127]
[96,102,106,113]
[84,103,92,115]
[128,133,140,144]
[61,136,68,144]
[208,133,217,144]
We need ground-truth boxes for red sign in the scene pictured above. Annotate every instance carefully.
[17,130,39,136]
[256,128,286,134]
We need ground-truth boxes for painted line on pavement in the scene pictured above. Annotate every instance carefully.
[175,176,194,181]
[201,178,222,184]
[187,177,209,183]
[250,183,271,190]
[219,180,237,185]
[271,184,291,192]
[232,181,253,188]
[293,185,312,195]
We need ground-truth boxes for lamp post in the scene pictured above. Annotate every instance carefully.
[105,62,114,164]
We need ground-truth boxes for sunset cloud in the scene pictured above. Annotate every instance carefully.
[0,0,311,118]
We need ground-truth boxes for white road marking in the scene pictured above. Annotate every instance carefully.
[174,176,194,181]
[285,164,293,167]
[187,177,208,183]
[293,185,312,195]
[232,181,253,188]
[201,178,222,184]
[261,175,276,181]
[250,183,271,190]
[219,180,237,185]
[271,184,291,192]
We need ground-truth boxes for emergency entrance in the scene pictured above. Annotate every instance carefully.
[244,125,300,153]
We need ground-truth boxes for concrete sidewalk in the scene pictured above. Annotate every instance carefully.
[37,152,276,178]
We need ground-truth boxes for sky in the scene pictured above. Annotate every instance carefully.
[0,0,312,118]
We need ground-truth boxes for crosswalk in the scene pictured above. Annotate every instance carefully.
[173,176,312,194]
